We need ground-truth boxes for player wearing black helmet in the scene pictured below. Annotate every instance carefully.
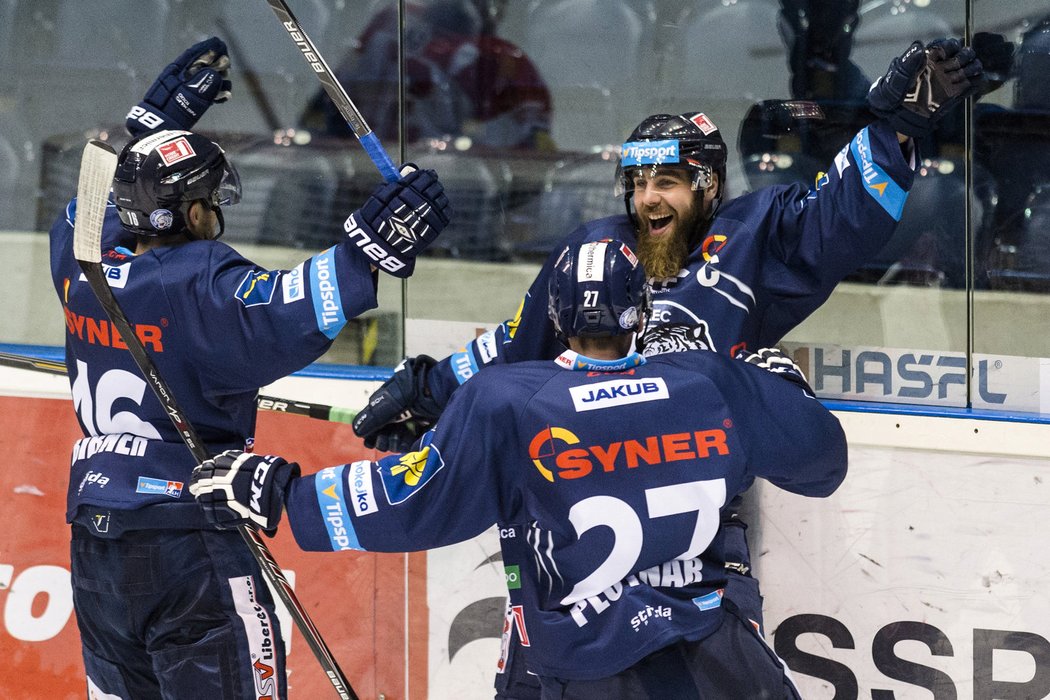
[351,36,983,700]
[547,237,650,344]
[192,236,845,699]
[111,129,241,241]
[617,112,728,216]
[49,40,451,700]
[614,112,728,279]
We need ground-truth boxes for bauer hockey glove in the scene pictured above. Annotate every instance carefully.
[126,37,233,136]
[735,347,814,393]
[353,355,444,452]
[190,450,300,534]
[867,37,983,137]
[344,166,452,278]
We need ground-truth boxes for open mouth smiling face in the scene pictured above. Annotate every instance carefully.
[632,167,699,240]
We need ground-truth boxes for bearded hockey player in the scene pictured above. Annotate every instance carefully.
[50,39,451,699]
[191,236,847,699]
[348,35,983,699]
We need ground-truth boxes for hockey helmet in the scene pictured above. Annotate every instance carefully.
[547,237,650,341]
[112,129,241,238]
[777,0,860,99]
[615,112,729,220]
[1016,16,1050,111]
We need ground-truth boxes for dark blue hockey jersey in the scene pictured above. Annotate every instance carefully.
[50,198,379,523]
[284,349,847,680]
[431,120,915,400]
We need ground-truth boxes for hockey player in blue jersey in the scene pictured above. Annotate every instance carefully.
[190,236,847,698]
[50,39,451,700]
[348,35,983,699]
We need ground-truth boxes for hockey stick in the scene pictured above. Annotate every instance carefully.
[0,350,360,425]
[255,394,358,424]
[0,350,68,376]
[72,140,356,700]
[262,0,400,183]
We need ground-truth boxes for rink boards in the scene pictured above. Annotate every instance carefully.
[3,368,1050,699]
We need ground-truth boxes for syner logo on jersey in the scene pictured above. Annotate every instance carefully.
[569,377,669,412]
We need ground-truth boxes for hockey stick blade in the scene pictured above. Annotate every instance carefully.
[71,140,356,700]
[72,141,116,264]
[262,0,399,182]
[0,349,360,424]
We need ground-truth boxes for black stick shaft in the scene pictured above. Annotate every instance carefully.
[262,0,399,183]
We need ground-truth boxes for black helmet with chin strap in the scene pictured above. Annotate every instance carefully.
[547,237,650,343]
[1016,15,1050,111]
[112,129,241,239]
[615,112,728,224]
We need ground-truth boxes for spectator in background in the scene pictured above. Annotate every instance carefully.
[300,0,553,151]
[778,0,867,104]
[753,4,1013,288]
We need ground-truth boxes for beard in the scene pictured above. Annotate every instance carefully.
[635,227,690,279]
[635,206,705,279]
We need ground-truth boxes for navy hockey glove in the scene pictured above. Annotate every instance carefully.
[735,347,813,393]
[971,32,1014,95]
[343,166,452,278]
[353,355,443,452]
[126,37,232,136]
[190,450,300,534]
[867,38,983,137]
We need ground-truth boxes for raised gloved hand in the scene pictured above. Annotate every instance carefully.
[867,37,983,137]
[971,32,1015,95]
[126,37,233,136]
[735,347,813,392]
[190,450,300,534]
[352,355,443,452]
[344,165,452,277]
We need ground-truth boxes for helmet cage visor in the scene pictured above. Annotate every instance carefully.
[614,135,717,197]
[213,160,242,207]
[615,162,714,198]
[113,130,241,237]
[157,155,242,208]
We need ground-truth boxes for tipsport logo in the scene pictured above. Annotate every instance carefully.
[135,476,184,498]
[620,139,680,167]
[850,127,906,221]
